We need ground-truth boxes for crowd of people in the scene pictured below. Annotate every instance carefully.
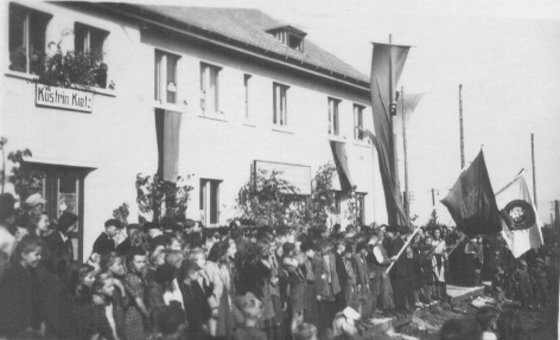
[0,192,558,340]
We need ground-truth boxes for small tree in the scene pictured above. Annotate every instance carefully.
[135,173,193,223]
[7,149,45,202]
[345,188,362,227]
[237,169,306,228]
[308,163,337,226]
[112,202,130,227]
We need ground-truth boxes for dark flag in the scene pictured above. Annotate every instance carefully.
[369,42,411,226]
[155,108,182,182]
[441,150,502,236]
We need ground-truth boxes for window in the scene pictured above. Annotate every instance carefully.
[74,23,108,57]
[155,50,180,104]
[75,23,109,88]
[355,193,365,225]
[21,163,88,261]
[200,179,221,225]
[273,82,288,126]
[244,74,251,120]
[353,104,364,141]
[8,3,51,74]
[200,63,221,114]
[328,97,340,136]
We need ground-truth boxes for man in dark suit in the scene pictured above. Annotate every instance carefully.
[92,219,121,256]
[388,226,415,313]
[334,239,349,311]
[43,212,77,267]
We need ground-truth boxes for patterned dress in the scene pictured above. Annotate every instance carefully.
[124,271,147,340]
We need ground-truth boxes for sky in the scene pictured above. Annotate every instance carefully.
[150,0,560,223]
[23,0,560,223]
[165,0,560,224]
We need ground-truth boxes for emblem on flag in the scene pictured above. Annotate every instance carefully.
[500,199,535,231]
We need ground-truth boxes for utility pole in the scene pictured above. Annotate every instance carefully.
[459,84,465,169]
[531,133,537,207]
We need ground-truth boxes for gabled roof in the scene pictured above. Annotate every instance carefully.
[128,5,370,87]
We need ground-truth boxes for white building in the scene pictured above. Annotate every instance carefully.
[1,1,387,259]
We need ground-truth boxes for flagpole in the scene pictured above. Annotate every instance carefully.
[386,224,423,274]
[459,84,465,169]
[531,133,537,208]
[389,34,401,226]
[401,86,409,217]
[494,168,527,196]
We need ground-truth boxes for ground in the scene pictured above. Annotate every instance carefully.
[394,292,559,340]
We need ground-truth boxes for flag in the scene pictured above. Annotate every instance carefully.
[397,92,424,123]
[441,150,502,236]
[155,109,182,182]
[330,140,353,192]
[369,42,411,226]
[495,170,543,258]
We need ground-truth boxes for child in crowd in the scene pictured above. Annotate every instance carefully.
[280,246,306,333]
[0,235,44,338]
[234,296,267,340]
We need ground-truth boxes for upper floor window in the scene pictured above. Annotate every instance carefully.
[267,25,306,52]
[353,104,365,141]
[200,178,221,225]
[200,62,221,114]
[74,23,108,56]
[155,50,180,104]
[244,74,251,120]
[273,82,288,126]
[328,97,340,136]
[8,3,51,74]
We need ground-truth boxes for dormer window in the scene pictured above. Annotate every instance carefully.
[267,25,306,52]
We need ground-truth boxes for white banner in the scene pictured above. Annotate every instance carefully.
[36,84,93,113]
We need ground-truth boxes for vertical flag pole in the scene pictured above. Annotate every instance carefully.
[459,84,465,169]
[389,34,401,225]
[402,86,409,217]
[531,133,537,208]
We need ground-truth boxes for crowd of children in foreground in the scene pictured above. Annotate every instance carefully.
[0,192,558,340]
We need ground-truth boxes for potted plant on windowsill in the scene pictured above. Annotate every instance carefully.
[38,49,108,90]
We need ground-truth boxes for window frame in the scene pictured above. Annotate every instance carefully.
[273,82,289,126]
[8,3,51,74]
[353,104,365,141]
[199,178,222,226]
[155,49,180,104]
[200,62,222,114]
[244,73,252,120]
[328,97,341,136]
[74,22,109,57]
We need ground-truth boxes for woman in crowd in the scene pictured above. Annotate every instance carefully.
[124,247,150,340]
[0,234,45,338]
[205,239,235,339]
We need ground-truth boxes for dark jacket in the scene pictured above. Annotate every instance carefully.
[0,262,35,336]
[92,233,115,255]
[335,252,349,287]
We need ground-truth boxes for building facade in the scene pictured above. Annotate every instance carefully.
[1,1,387,259]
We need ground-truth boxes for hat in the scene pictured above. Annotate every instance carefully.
[24,193,45,209]
[57,212,78,233]
[536,258,545,265]
[0,193,16,220]
[184,218,197,229]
